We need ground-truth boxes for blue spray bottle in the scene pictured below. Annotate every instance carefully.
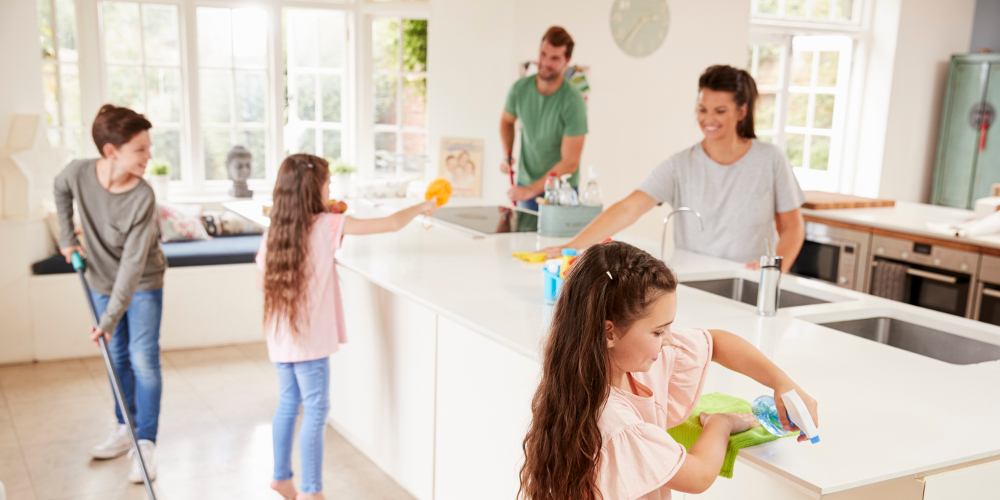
[751,390,820,444]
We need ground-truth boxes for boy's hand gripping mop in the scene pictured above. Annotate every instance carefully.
[71,252,158,500]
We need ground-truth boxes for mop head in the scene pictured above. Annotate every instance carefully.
[425,178,452,207]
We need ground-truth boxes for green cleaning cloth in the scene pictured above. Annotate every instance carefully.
[666,392,793,478]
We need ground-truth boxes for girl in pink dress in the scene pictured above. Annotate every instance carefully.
[519,241,818,500]
[257,154,437,500]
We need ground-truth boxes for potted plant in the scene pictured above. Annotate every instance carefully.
[328,159,357,200]
[147,159,171,201]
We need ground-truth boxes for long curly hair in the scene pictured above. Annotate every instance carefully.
[519,241,678,500]
[263,154,330,340]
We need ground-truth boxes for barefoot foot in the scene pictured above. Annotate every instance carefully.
[271,479,297,499]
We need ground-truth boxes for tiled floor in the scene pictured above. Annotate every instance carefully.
[0,343,417,500]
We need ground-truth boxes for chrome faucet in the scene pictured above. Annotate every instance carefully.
[661,207,704,261]
[757,238,783,316]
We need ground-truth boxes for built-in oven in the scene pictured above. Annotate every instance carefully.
[973,254,1000,326]
[789,222,871,292]
[869,235,981,318]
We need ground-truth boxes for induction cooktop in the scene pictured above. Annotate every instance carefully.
[431,206,538,236]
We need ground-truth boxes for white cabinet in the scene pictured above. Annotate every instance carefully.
[329,267,437,500]
[921,460,1000,500]
[434,316,541,500]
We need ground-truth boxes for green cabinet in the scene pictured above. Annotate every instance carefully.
[932,54,1000,209]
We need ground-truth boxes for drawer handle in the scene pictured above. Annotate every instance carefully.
[905,268,957,284]
[983,288,1000,299]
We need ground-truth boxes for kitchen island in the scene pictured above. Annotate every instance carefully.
[231,200,1000,500]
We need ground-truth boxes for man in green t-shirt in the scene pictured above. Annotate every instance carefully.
[500,26,588,210]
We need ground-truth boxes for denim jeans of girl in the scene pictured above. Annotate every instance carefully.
[273,357,330,493]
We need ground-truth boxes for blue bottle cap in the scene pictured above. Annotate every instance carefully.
[562,248,578,256]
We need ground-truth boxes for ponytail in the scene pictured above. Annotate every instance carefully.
[698,65,758,139]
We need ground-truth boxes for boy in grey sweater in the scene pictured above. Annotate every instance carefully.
[54,104,165,484]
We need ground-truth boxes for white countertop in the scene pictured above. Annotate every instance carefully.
[803,201,1000,250]
[229,199,1000,497]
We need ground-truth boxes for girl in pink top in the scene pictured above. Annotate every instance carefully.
[519,241,819,500]
[256,154,437,500]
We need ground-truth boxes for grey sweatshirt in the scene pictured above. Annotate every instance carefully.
[54,158,167,333]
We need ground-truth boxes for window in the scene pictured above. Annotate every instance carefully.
[196,7,269,182]
[748,2,862,191]
[284,8,348,163]
[36,0,84,156]
[372,17,427,177]
[47,0,430,195]
[100,1,184,180]
[752,0,859,24]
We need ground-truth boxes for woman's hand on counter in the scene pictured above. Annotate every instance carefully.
[540,245,571,259]
[772,377,819,442]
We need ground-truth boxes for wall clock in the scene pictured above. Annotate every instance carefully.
[611,0,670,58]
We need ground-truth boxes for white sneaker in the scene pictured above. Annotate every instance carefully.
[128,439,157,484]
[91,423,131,459]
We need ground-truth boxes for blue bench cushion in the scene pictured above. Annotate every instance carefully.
[32,234,263,275]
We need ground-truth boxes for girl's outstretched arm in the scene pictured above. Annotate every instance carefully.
[709,329,819,441]
[343,199,437,235]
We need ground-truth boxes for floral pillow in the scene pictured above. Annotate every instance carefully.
[158,203,211,243]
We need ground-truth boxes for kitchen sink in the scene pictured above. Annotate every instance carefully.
[817,317,1000,365]
[683,278,830,308]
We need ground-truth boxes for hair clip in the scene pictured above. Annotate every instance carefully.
[606,271,613,280]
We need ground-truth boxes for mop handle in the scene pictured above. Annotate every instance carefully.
[71,253,158,500]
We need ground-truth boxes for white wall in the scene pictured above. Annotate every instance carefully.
[429,0,750,242]
[858,0,977,202]
[970,0,1000,53]
[0,0,44,143]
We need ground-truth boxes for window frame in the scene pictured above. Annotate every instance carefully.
[38,0,86,156]
[748,0,873,194]
[191,4,274,189]
[96,0,189,181]
[370,15,429,178]
[64,0,430,196]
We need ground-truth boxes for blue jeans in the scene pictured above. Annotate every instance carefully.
[89,288,163,443]
[516,183,577,212]
[273,357,330,494]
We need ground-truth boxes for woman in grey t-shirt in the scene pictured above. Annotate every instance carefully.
[546,65,805,271]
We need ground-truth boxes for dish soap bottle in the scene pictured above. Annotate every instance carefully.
[544,172,560,205]
[580,165,603,207]
[750,390,820,443]
[558,174,579,206]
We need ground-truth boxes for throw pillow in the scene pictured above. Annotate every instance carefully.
[202,210,263,236]
[159,203,211,242]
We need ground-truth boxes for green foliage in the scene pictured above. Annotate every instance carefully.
[402,20,427,73]
[149,158,171,176]
[328,159,356,175]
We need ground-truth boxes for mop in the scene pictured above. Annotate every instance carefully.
[71,252,157,500]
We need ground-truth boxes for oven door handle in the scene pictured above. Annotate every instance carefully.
[905,268,958,284]
[983,287,1000,299]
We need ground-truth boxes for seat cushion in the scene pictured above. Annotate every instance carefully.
[32,234,263,275]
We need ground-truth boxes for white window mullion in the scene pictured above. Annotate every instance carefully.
[184,2,204,193]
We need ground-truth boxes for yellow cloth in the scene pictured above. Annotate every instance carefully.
[513,252,547,263]
[425,178,452,207]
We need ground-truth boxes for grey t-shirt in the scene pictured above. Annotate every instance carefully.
[637,140,805,264]
[54,158,166,333]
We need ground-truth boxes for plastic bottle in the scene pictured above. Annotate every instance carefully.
[750,391,820,444]
[581,165,603,206]
[544,172,560,205]
[558,174,578,206]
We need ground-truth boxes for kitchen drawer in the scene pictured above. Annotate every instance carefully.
[920,460,1000,500]
[977,254,1000,284]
